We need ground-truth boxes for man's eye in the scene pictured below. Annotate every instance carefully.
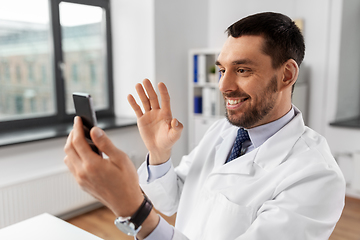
[237,68,252,76]
[219,69,225,76]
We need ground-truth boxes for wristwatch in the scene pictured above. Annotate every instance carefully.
[114,195,153,236]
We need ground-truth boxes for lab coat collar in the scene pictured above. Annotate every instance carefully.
[254,108,305,170]
[247,107,295,149]
[213,106,305,175]
[213,122,256,175]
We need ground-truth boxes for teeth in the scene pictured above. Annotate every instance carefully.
[228,99,242,105]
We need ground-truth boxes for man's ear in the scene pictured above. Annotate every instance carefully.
[280,59,299,90]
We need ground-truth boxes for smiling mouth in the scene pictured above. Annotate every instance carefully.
[227,98,249,106]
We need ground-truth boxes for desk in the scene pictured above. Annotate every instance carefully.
[0,213,103,240]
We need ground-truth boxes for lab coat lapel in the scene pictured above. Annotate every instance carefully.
[254,110,306,170]
[213,125,256,175]
[213,125,236,168]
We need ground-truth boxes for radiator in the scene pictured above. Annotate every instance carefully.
[0,169,98,229]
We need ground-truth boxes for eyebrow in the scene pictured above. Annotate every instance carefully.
[215,58,256,66]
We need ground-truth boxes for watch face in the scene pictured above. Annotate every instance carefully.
[114,219,141,236]
[114,195,153,236]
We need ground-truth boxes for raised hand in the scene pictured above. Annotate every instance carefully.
[127,79,183,165]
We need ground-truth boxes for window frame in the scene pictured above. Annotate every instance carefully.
[0,0,114,133]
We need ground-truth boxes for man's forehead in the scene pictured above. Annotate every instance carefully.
[217,35,267,65]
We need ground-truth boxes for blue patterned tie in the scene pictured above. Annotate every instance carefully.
[226,128,250,163]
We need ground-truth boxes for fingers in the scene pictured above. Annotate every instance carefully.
[170,118,184,142]
[158,82,171,113]
[90,127,121,159]
[143,79,160,109]
[127,94,143,118]
[127,79,172,119]
[71,117,100,161]
[64,131,77,173]
[171,118,181,129]
[130,79,162,114]
[64,130,85,175]
[134,79,160,112]
[90,127,134,172]
[135,82,151,112]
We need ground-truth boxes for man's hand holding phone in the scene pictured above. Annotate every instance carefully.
[64,117,148,218]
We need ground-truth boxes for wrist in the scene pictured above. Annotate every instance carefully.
[112,191,144,218]
[114,195,155,237]
[149,151,171,165]
[136,210,160,239]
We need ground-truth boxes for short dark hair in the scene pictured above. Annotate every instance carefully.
[226,12,305,69]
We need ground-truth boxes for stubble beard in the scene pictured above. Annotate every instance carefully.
[225,75,278,128]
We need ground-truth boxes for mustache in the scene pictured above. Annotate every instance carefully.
[223,91,250,99]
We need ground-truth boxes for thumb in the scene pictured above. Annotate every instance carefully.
[90,127,119,157]
[170,118,183,140]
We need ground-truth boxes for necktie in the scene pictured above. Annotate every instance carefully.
[226,128,250,163]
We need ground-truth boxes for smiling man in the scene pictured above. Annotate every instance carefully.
[216,36,288,129]
[64,12,345,240]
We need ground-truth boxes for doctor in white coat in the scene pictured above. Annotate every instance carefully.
[64,12,345,240]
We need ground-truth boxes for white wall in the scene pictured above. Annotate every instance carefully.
[112,0,209,164]
[324,0,360,156]
[153,0,208,164]
[334,0,360,121]
[111,0,155,118]
[208,0,298,48]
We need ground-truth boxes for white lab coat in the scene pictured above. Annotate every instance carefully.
[138,109,346,240]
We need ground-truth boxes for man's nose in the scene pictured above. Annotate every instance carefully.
[218,72,238,93]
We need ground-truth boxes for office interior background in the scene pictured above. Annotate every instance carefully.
[1,0,360,231]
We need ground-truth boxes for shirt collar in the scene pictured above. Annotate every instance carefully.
[245,106,296,149]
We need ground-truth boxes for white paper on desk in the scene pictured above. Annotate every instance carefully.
[0,213,103,240]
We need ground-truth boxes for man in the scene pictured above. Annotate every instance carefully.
[64,12,345,240]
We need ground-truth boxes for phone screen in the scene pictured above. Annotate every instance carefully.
[73,93,102,156]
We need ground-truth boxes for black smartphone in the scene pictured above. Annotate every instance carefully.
[72,93,102,156]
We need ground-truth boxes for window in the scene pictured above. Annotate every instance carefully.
[15,96,24,114]
[28,63,34,82]
[16,65,22,83]
[90,63,97,85]
[41,65,47,83]
[0,0,113,133]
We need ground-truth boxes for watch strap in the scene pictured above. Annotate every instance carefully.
[130,195,153,229]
